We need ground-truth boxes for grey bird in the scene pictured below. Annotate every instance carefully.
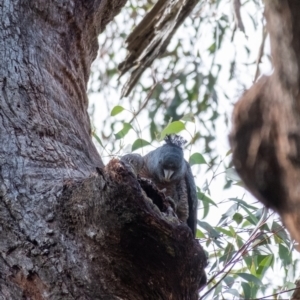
[121,135,198,237]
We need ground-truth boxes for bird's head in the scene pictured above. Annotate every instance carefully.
[159,146,184,182]
[150,135,187,182]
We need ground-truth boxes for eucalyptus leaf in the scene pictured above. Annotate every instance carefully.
[189,152,207,166]
[241,282,252,299]
[111,105,125,116]
[215,227,233,237]
[197,192,217,206]
[217,203,238,226]
[131,138,150,151]
[114,123,132,140]
[224,276,235,288]
[160,121,185,140]
[196,229,205,239]
[181,113,195,122]
[279,244,292,266]
[233,212,243,224]
[237,273,262,286]
[197,220,221,239]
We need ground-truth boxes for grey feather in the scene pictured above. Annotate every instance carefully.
[185,161,198,237]
[121,135,198,237]
[121,153,144,175]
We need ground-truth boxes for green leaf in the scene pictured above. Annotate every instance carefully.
[236,235,244,249]
[224,276,235,288]
[233,212,243,224]
[197,221,221,239]
[197,192,217,206]
[196,229,205,239]
[211,238,224,249]
[243,256,253,271]
[131,138,150,151]
[213,282,222,297]
[233,181,245,188]
[225,149,232,156]
[241,205,259,225]
[253,233,271,247]
[114,123,132,140]
[220,242,236,264]
[150,120,158,141]
[242,220,252,228]
[201,194,209,219]
[256,255,274,276]
[229,198,257,210]
[236,273,262,286]
[111,105,125,116]
[271,221,290,246]
[208,42,216,53]
[181,113,195,122]
[258,254,274,267]
[92,132,104,148]
[279,244,292,266]
[189,153,207,166]
[197,191,217,219]
[217,203,238,225]
[229,226,236,236]
[215,227,234,237]
[241,282,251,299]
[160,121,185,140]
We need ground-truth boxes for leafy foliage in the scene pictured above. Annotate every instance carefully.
[189,153,207,166]
[88,0,299,298]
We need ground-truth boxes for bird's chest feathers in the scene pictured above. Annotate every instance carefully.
[155,180,179,198]
[139,167,185,202]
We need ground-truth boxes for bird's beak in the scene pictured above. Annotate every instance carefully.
[163,169,174,181]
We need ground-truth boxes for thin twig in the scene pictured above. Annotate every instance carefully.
[129,82,157,124]
[201,208,269,299]
[254,24,267,82]
[200,263,236,299]
[232,0,245,33]
[251,287,300,300]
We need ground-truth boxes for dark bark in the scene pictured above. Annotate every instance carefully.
[60,160,206,299]
[230,0,300,247]
[0,0,206,299]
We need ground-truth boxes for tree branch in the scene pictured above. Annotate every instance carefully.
[230,0,300,247]
[60,159,207,299]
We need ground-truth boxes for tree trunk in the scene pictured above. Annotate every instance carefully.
[0,1,206,299]
[230,0,300,247]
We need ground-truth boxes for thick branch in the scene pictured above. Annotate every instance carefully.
[60,159,207,299]
[118,0,199,97]
[230,0,300,245]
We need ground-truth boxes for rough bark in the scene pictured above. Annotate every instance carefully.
[0,0,206,299]
[230,0,300,247]
[60,160,206,299]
